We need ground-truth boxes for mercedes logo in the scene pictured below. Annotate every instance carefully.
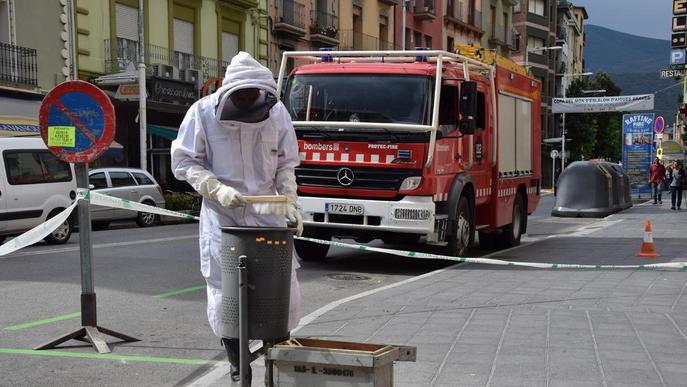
[336,168,354,186]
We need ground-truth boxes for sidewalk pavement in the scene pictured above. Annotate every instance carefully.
[240,201,687,386]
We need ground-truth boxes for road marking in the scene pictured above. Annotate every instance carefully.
[0,348,224,366]
[2,235,199,259]
[153,285,206,299]
[4,312,81,331]
[185,216,617,386]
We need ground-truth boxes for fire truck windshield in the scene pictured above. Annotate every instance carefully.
[284,74,431,125]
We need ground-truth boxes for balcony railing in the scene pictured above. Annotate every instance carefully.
[310,10,338,39]
[0,42,38,88]
[338,30,398,51]
[104,38,229,84]
[278,0,305,30]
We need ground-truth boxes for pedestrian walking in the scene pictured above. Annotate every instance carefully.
[649,158,666,204]
[667,160,685,210]
[171,52,302,383]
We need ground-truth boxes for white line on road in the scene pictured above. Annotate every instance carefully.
[183,214,620,386]
[1,235,199,259]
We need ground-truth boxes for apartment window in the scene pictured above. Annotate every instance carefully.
[489,6,496,38]
[379,15,389,49]
[413,31,422,48]
[174,19,194,54]
[447,36,454,52]
[222,32,239,63]
[115,3,138,41]
[528,0,545,16]
[527,36,545,51]
[503,12,509,42]
[513,0,520,13]
[425,35,432,49]
[221,18,241,63]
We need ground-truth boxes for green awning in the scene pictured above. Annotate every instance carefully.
[148,125,179,141]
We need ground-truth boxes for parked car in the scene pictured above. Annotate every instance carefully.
[88,167,165,230]
[0,137,77,245]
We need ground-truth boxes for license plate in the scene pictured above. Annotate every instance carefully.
[325,203,364,215]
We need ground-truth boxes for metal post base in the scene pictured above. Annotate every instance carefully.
[34,325,139,354]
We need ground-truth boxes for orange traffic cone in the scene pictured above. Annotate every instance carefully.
[637,220,659,258]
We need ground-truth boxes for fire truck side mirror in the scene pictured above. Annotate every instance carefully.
[459,81,478,135]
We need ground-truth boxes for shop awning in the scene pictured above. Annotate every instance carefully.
[0,115,40,136]
[148,125,179,141]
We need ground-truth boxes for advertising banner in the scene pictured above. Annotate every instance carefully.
[622,113,655,195]
[552,95,655,113]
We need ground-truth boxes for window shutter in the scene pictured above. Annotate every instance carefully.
[173,19,194,54]
[116,4,139,41]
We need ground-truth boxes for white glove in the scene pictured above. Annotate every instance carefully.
[286,201,303,237]
[276,169,302,235]
[185,166,246,209]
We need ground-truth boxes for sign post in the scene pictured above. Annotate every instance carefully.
[36,80,138,354]
[550,149,559,189]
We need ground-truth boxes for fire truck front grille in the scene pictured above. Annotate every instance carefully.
[296,165,419,191]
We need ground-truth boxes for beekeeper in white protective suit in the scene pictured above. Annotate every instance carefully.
[170,51,302,383]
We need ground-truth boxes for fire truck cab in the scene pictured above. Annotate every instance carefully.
[277,48,542,260]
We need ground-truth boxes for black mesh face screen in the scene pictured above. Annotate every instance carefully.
[216,89,278,123]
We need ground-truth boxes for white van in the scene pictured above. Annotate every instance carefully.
[0,137,77,244]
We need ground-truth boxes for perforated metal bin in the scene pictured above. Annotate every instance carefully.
[220,227,294,340]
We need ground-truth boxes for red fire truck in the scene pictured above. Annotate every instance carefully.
[277,47,542,260]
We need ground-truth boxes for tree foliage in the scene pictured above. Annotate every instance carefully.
[563,73,623,162]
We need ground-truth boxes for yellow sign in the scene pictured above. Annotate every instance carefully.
[47,126,76,147]
[657,147,664,159]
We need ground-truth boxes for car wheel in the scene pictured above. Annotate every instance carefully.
[294,228,331,261]
[498,193,525,248]
[136,202,157,227]
[92,221,110,231]
[447,196,475,257]
[44,210,73,245]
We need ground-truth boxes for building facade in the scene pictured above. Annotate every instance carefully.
[555,0,587,96]
[479,0,516,56]
[394,0,444,49]
[512,0,558,186]
[339,0,396,50]
[444,0,483,50]
[74,0,268,190]
[0,0,67,137]
[269,0,341,72]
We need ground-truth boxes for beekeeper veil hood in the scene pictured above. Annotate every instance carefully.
[215,51,278,124]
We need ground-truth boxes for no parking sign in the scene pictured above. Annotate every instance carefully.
[39,80,115,164]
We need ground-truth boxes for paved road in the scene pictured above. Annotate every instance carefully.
[0,193,607,386]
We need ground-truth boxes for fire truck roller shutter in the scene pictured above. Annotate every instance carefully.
[445,173,476,256]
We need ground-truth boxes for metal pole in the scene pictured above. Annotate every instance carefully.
[67,0,78,80]
[401,0,406,50]
[138,0,147,171]
[75,164,96,326]
[561,75,566,170]
[238,255,249,387]
[552,155,555,190]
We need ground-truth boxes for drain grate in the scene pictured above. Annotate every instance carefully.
[327,273,372,281]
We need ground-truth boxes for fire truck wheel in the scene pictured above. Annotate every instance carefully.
[499,193,525,248]
[294,229,331,261]
[447,196,474,257]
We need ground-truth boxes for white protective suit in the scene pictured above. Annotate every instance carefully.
[171,52,301,337]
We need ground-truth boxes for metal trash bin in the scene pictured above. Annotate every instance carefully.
[220,226,293,340]
[268,338,417,387]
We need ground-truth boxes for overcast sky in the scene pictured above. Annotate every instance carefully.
[573,0,671,40]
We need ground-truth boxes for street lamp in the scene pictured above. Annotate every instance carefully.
[524,46,562,69]
[557,72,594,169]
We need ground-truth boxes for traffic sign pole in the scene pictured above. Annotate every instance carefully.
[36,80,138,354]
